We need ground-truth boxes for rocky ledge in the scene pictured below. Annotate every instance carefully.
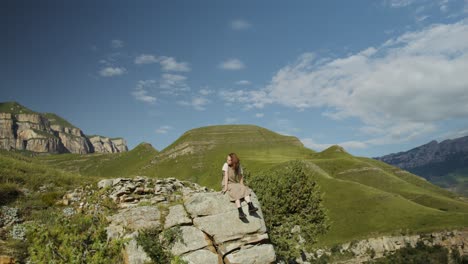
[64,176,276,264]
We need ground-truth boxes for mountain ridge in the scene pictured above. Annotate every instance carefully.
[375,135,468,196]
[0,101,128,154]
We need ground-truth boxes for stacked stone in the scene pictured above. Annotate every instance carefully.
[96,176,276,264]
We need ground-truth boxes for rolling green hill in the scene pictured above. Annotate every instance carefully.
[7,124,468,249]
[0,101,36,114]
[35,142,158,177]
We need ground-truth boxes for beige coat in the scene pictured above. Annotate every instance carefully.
[223,165,251,202]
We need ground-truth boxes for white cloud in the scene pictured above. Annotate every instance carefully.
[155,125,173,134]
[158,56,191,72]
[221,20,468,147]
[385,0,418,8]
[111,39,124,49]
[131,80,157,103]
[199,88,214,95]
[255,113,264,118]
[159,74,190,95]
[135,54,158,64]
[178,96,210,111]
[301,138,369,151]
[230,19,251,30]
[134,54,191,71]
[225,117,238,124]
[99,67,126,77]
[236,80,251,85]
[219,59,245,70]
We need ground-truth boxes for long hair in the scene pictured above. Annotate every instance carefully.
[229,153,240,174]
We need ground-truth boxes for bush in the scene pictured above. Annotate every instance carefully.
[0,182,20,205]
[249,160,330,261]
[136,226,187,264]
[365,241,450,264]
[26,211,124,263]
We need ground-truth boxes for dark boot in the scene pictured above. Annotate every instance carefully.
[238,207,247,219]
[248,202,258,214]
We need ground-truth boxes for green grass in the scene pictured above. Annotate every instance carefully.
[2,124,468,251]
[42,112,77,128]
[0,101,36,114]
[35,142,158,177]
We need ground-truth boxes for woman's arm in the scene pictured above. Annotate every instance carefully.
[239,173,244,185]
[223,170,228,192]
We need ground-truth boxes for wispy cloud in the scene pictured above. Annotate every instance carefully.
[236,80,251,85]
[225,117,238,124]
[155,125,173,134]
[255,113,264,118]
[159,74,190,95]
[159,56,191,72]
[178,96,210,111]
[301,138,369,151]
[99,67,126,77]
[230,19,252,30]
[131,80,157,104]
[111,39,124,49]
[199,88,214,95]
[134,54,158,64]
[134,54,191,72]
[385,0,417,8]
[221,20,468,147]
[219,58,245,70]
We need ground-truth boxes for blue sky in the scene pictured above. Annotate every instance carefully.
[2,0,468,157]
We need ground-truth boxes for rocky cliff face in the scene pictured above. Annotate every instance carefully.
[375,136,468,170]
[310,228,468,263]
[87,177,276,264]
[89,136,128,153]
[0,102,128,154]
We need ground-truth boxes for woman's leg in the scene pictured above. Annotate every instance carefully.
[236,199,246,219]
[245,195,258,213]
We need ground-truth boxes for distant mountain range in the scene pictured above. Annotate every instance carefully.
[375,136,468,196]
[0,101,128,154]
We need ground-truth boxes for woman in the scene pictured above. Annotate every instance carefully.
[222,153,258,219]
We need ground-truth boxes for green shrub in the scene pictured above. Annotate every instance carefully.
[0,182,20,205]
[136,226,187,264]
[40,191,64,206]
[26,211,124,263]
[365,241,450,264]
[249,160,330,261]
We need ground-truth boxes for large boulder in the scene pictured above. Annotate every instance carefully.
[94,177,276,264]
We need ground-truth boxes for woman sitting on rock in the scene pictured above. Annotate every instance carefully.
[221,153,258,219]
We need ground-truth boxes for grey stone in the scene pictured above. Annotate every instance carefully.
[164,204,192,229]
[107,205,160,231]
[123,232,152,264]
[225,244,276,264]
[184,192,232,217]
[168,226,210,256]
[181,249,219,264]
[97,179,114,189]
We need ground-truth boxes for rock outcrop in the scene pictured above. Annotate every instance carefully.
[88,135,128,153]
[375,136,468,170]
[92,177,276,264]
[0,102,128,154]
[310,229,468,263]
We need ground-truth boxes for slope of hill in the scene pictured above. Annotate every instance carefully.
[18,125,468,249]
[36,142,158,177]
[375,136,468,197]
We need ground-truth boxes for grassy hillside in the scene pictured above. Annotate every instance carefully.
[5,124,468,250]
[0,101,36,114]
[42,112,77,128]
